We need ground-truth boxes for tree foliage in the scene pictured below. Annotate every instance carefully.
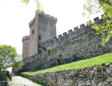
[47,47,52,54]
[22,0,43,13]
[22,0,29,4]
[0,45,23,71]
[84,0,112,45]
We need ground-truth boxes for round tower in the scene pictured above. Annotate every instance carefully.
[22,36,30,59]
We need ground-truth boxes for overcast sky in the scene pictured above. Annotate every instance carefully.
[0,0,101,55]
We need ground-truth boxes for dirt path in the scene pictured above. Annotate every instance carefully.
[9,76,42,86]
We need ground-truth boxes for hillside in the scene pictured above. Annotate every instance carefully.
[21,53,112,86]
[22,53,112,75]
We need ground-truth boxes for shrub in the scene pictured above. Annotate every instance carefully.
[47,47,52,54]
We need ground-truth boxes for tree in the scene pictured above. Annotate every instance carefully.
[0,45,23,72]
[83,0,112,45]
[22,0,43,13]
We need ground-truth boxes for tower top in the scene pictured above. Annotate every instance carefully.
[22,35,30,42]
[37,12,57,22]
[29,12,57,28]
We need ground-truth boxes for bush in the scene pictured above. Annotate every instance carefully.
[0,71,7,81]
[47,47,52,54]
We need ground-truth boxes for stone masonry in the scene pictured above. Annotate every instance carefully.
[22,12,57,59]
[21,63,112,86]
[21,14,112,72]
[22,13,112,60]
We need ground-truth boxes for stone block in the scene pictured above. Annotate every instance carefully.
[80,24,85,29]
[94,17,100,24]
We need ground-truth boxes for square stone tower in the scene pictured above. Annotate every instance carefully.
[22,12,57,59]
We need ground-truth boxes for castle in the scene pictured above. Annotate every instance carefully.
[21,12,112,86]
[22,12,112,72]
[22,12,57,59]
[22,12,111,60]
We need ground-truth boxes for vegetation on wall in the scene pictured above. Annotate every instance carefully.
[22,0,43,13]
[47,47,52,54]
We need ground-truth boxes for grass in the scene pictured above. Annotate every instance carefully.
[21,53,112,76]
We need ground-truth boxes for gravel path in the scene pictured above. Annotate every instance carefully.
[9,76,42,86]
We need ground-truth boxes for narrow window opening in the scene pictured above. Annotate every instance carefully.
[39,35,41,40]
[32,29,34,34]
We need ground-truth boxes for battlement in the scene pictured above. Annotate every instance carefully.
[29,12,57,28]
[93,17,103,24]
[22,35,30,42]
[57,22,93,41]
[39,16,103,48]
[37,12,57,23]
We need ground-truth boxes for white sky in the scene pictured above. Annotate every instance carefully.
[0,0,101,55]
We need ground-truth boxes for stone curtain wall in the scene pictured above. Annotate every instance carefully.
[40,17,102,49]
[22,53,84,72]
[39,16,112,59]
[22,16,112,71]
[22,63,112,86]
[22,53,47,71]
[48,29,112,59]
[40,24,90,49]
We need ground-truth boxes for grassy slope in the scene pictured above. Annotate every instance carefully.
[22,53,112,76]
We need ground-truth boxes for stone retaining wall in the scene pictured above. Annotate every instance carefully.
[22,63,112,86]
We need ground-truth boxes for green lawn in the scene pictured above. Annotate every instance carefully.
[22,53,112,76]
